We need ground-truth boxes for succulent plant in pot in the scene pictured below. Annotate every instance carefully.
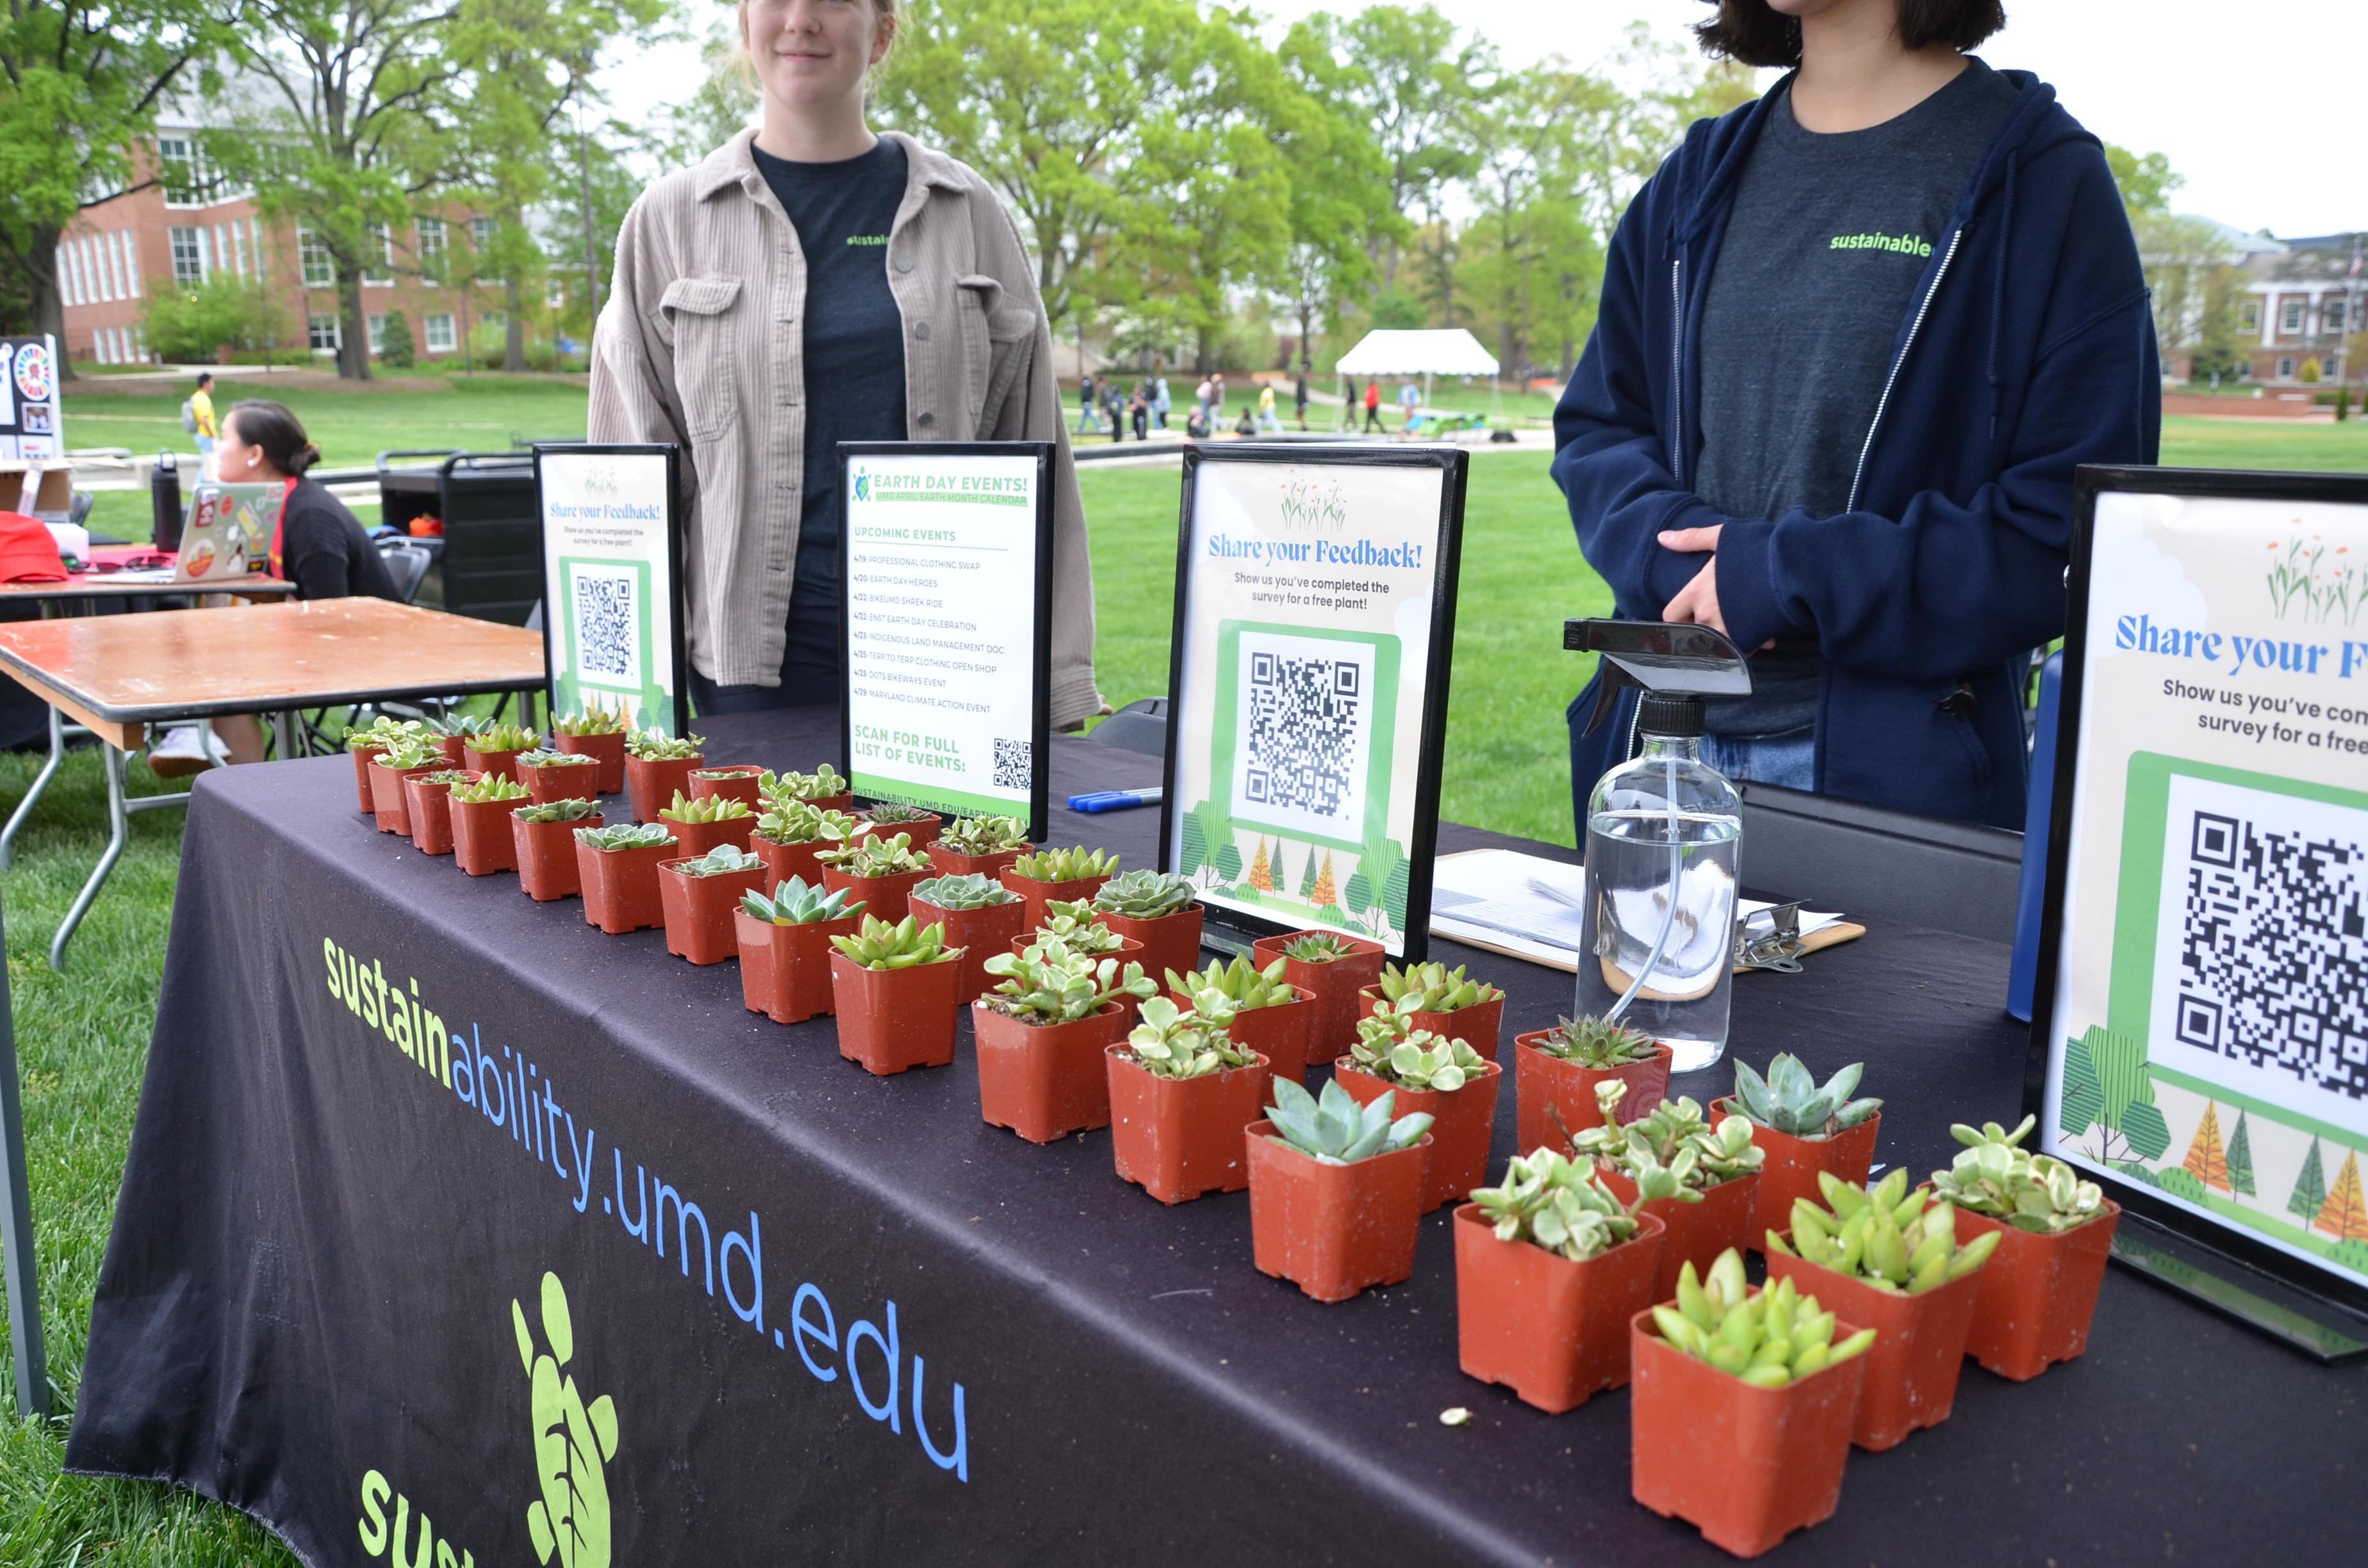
[999,844,1121,931]
[366,736,449,835]
[1927,1115,2119,1382]
[930,813,1031,878]
[1249,928,1386,1066]
[422,712,491,767]
[445,772,532,874]
[347,717,427,812]
[908,872,1025,1003]
[687,764,769,810]
[573,821,679,934]
[1246,1077,1434,1303]
[855,799,944,852]
[1455,1149,1677,1412]
[818,830,933,924]
[1105,996,1271,1204]
[1631,1248,1876,1558]
[1165,954,1313,1087]
[736,877,866,1025]
[751,799,862,890]
[623,728,706,823]
[1367,961,1507,1061]
[554,703,630,792]
[401,767,482,856]
[508,796,600,896]
[1720,1055,1884,1252]
[657,844,769,965]
[659,788,757,856]
[515,746,603,805]
[973,942,1156,1142]
[1022,901,1130,958]
[1090,869,1204,983]
[766,763,851,813]
[827,914,966,1075]
[1764,1169,2000,1451]
[1513,1013,1673,1154]
[1334,1000,1500,1213]
[462,721,539,781]
[1577,1083,1764,1302]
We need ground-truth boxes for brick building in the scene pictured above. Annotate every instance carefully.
[2236,232,2363,386]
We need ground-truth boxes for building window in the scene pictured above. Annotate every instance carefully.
[158,136,217,205]
[368,313,388,355]
[2281,299,2305,334]
[248,216,265,284]
[94,329,111,366]
[2277,355,2297,379]
[2240,298,2262,333]
[70,239,91,304]
[472,216,500,281]
[122,231,141,297]
[88,236,108,300]
[229,220,245,279]
[363,220,394,286]
[309,313,342,352]
[170,225,204,285]
[416,217,447,270]
[55,247,73,309]
[2326,299,2348,333]
[299,224,334,287]
[423,313,456,352]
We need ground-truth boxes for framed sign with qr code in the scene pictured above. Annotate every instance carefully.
[837,442,1054,839]
[1158,444,1468,960]
[534,445,687,736]
[2028,466,2368,1343]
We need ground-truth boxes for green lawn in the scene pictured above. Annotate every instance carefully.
[58,373,588,470]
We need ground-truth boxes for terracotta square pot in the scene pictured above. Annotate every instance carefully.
[1952,1200,2120,1382]
[823,863,933,926]
[1599,1166,1761,1305]
[555,730,626,795]
[972,1000,1131,1141]
[1245,1121,1431,1303]
[1251,931,1386,1065]
[1100,904,1206,992]
[1713,1098,1882,1254]
[1513,1033,1673,1155]
[625,753,702,824]
[349,744,386,813]
[519,755,603,805]
[1453,1205,1666,1413]
[999,869,1112,934]
[452,794,529,876]
[514,813,601,899]
[689,765,769,807]
[926,843,1024,881]
[858,810,944,850]
[664,815,757,858]
[1361,987,1505,1063]
[403,771,480,856]
[753,835,834,894]
[462,742,531,783]
[1764,1248,1982,1451]
[577,837,677,933]
[658,858,768,965]
[909,893,1026,1003]
[832,954,964,1075]
[1170,985,1315,1088]
[367,759,439,835]
[1334,1059,1504,1213]
[1105,1047,1271,1204]
[1630,1300,1867,1558]
[736,910,859,1024]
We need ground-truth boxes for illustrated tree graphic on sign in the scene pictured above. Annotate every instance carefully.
[2182,1102,2231,1191]
[2287,1139,2328,1225]
[1295,847,1317,899]
[1248,837,1273,892]
[2057,1027,2171,1166]
[2317,1152,2368,1242]
[2226,1111,2256,1197]
[1311,852,1338,908]
[514,1271,620,1568]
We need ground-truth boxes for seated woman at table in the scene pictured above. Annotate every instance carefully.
[148,400,399,774]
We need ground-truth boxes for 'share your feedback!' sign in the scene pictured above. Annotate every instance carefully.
[839,444,1054,838]
[536,444,687,735]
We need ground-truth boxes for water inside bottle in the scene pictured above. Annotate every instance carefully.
[1575,807,1742,1074]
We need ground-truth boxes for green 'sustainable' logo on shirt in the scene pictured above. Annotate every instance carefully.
[515,1271,621,1568]
[1829,231,1936,257]
[846,234,889,246]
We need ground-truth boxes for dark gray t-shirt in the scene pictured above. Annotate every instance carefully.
[1696,60,2017,737]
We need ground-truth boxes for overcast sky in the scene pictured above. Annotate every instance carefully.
[601,1,2356,238]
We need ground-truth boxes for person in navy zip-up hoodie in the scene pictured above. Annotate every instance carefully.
[1554,0,2158,831]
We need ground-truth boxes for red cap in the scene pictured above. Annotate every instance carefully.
[0,513,66,583]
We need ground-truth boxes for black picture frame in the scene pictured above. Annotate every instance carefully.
[2025,462,2368,1334]
[532,442,689,738]
[1156,442,1469,960]
[836,441,1055,842]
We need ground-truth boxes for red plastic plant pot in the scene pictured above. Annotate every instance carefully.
[519,756,602,806]
[625,753,702,824]
[665,815,757,858]
[909,893,1026,1004]
[349,744,386,813]
[1713,1097,1882,1255]
[1105,1047,1271,1204]
[1249,931,1386,1065]
[857,810,945,850]
[999,870,1112,934]
[830,953,964,1075]
[1099,904,1206,993]
[513,813,601,900]
[1333,1059,1504,1213]
[735,910,859,1024]
[1599,1167,1761,1305]
[1452,1205,1666,1414]
[1952,1200,2121,1382]
[690,765,768,808]
[403,771,480,857]
[1361,986,1506,1063]
[576,838,676,934]
[1173,984,1315,1088]
[657,858,768,965]
[452,794,530,876]
[1244,1120,1431,1303]
[824,864,931,926]
[1629,1301,1868,1558]
[753,836,832,894]
[1763,1247,1982,1451]
[971,1000,1131,1142]
[367,759,439,836]
[926,843,1023,881]
[554,730,626,795]
[462,742,530,783]
[1512,1032,1673,1155]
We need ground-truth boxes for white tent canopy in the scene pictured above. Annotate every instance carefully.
[1333,329,1499,379]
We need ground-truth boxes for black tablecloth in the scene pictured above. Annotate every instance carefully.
[65,707,2367,1564]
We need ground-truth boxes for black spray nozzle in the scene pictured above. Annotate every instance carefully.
[1565,619,1753,737]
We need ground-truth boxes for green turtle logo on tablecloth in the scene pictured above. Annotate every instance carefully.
[513,1271,620,1568]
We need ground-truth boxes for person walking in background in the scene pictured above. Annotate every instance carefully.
[1194,374,1215,428]
[1130,382,1149,441]
[1399,379,1422,430]
[1077,372,1099,435]
[1361,378,1383,434]
[1211,373,1227,426]
[1294,370,1309,430]
[1338,372,1356,431]
[1255,381,1280,433]
[1153,375,1171,430]
[186,373,218,480]
[1104,379,1126,442]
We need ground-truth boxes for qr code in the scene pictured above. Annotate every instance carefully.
[2158,777,2367,1106]
[1230,630,1379,837]
[571,568,638,681]
[993,738,1030,790]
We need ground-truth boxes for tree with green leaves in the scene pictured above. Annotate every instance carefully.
[1268,18,1394,370]
[139,272,293,363]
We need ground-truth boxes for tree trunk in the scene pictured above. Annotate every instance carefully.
[27,223,74,382]
[504,275,526,372]
[338,268,372,380]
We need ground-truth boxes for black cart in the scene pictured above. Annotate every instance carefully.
[374,450,543,625]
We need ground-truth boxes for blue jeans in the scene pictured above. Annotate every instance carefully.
[1697,729,1815,791]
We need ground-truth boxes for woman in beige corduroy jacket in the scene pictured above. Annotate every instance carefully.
[590,0,1105,728]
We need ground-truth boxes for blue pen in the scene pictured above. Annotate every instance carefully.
[1067,787,1163,813]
